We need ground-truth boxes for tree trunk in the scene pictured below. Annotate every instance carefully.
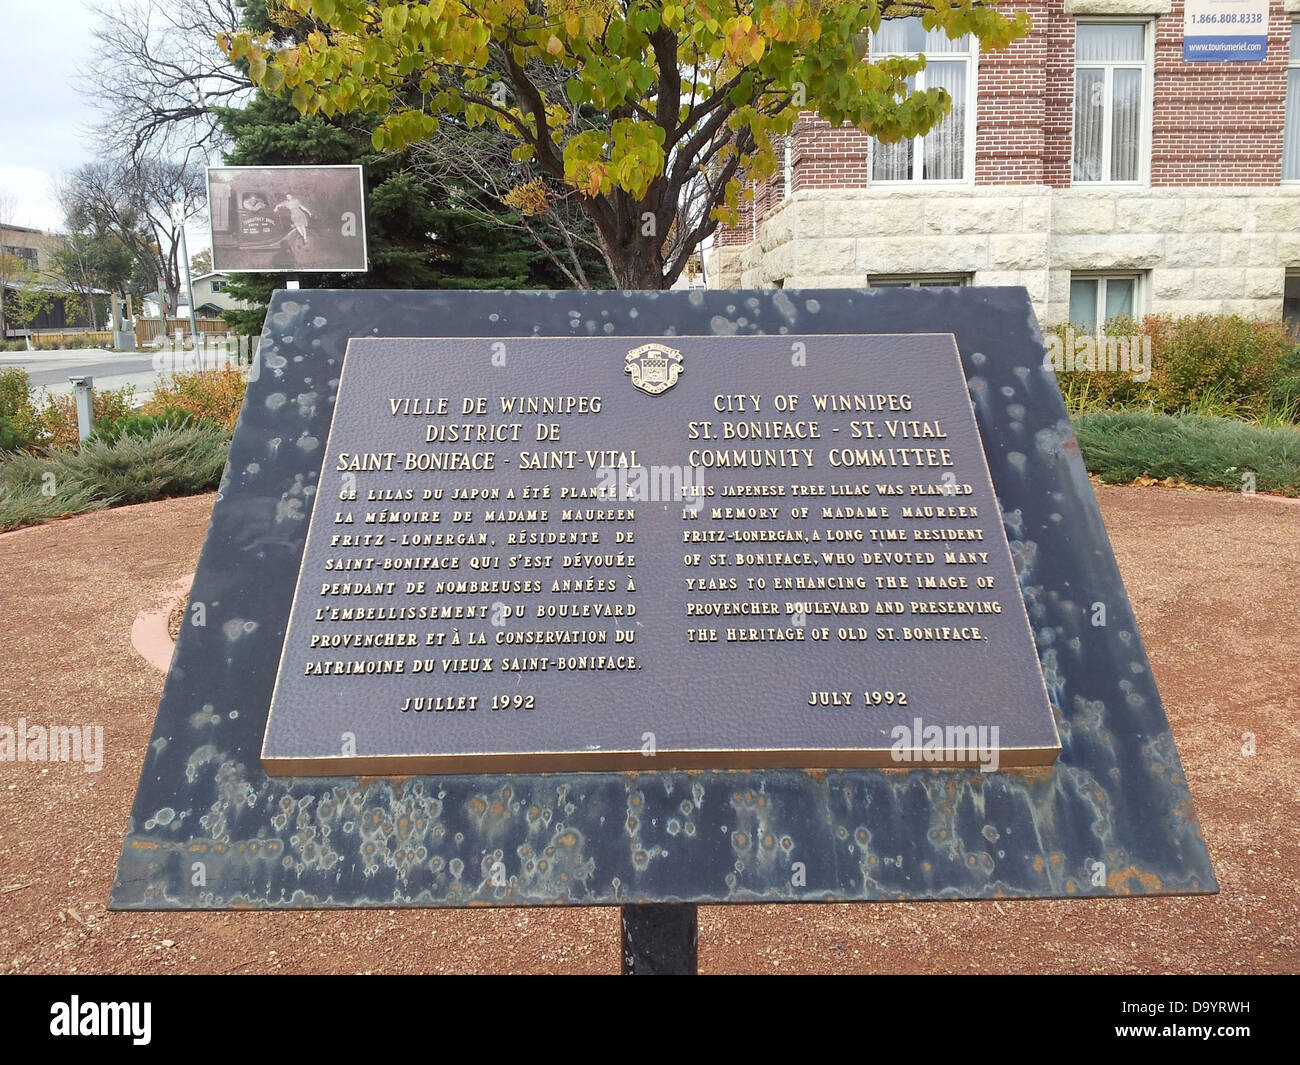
[609,241,668,290]
[602,217,670,290]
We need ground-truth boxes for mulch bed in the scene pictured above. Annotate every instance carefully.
[1,488,1296,973]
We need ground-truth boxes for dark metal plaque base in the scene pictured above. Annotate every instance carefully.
[110,288,1217,910]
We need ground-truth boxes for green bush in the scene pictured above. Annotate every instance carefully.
[90,408,197,444]
[0,368,40,449]
[0,414,28,452]
[0,424,232,531]
[0,367,29,415]
[1268,375,1300,420]
[1053,314,1300,423]
[54,426,232,506]
[1074,410,1300,496]
[0,467,105,531]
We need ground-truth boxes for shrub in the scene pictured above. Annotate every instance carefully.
[0,414,28,452]
[1052,314,1299,423]
[1146,314,1295,414]
[90,408,197,444]
[144,366,247,430]
[1074,410,1300,496]
[33,384,137,451]
[1269,375,1300,419]
[0,459,105,532]
[29,335,106,351]
[0,367,29,416]
[57,426,232,505]
[1050,315,1156,411]
[0,368,40,448]
[0,423,232,530]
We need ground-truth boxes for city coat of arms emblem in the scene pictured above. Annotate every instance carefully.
[625,343,684,395]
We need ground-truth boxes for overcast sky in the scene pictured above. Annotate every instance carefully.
[0,0,100,230]
[0,0,214,255]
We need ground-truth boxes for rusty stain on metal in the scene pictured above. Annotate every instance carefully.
[109,289,1217,911]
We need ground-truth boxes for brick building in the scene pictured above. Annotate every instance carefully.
[708,0,1300,330]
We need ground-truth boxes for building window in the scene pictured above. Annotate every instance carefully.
[1069,272,1142,331]
[2,245,38,270]
[1072,21,1150,184]
[1285,23,1300,182]
[1284,272,1300,331]
[869,273,973,288]
[211,279,227,292]
[870,18,976,183]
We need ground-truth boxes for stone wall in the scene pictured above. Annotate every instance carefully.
[707,185,1300,323]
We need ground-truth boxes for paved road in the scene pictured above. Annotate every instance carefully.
[0,349,167,403]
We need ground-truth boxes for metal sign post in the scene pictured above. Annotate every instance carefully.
[172,203,200,346]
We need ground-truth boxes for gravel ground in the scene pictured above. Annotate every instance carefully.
[0,486,1296,974]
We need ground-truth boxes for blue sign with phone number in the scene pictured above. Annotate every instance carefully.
[1183,0,1269,61]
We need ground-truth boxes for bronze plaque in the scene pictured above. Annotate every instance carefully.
[261,334,1060,775]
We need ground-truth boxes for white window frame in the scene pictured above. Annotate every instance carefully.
[1069,271,1145,330]
[1071,17,1154,187]
[1285,21,1300,184]
[867,20,979,187]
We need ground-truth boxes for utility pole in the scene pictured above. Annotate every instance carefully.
[172,203,199,346]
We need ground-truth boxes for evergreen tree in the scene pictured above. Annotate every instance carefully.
[213,91,611,335]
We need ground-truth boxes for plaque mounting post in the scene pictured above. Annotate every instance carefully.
[620,904,699,975]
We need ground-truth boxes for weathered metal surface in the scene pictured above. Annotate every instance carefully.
[109,288,1217,909]
[262,332,1059,775]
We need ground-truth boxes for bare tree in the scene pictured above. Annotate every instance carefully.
[60,157,206,317]
[412,124,616,290]
[83,0,251,165]
[0,188,17,332]
[50,236,101,331]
